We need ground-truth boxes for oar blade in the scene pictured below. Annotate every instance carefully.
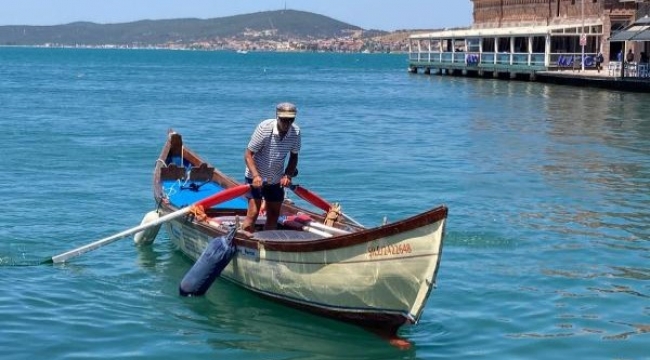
[50,209,187,264]
[48,184,250,264]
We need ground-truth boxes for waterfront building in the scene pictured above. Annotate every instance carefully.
[408,1,650,78]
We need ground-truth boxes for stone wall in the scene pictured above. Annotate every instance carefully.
[470,0,642,64]
[471,0,636,28]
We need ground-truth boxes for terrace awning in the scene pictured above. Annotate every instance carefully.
[409,20,603,39]
[610,16,650,41]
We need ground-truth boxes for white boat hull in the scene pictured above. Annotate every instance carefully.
[165,215,444,327]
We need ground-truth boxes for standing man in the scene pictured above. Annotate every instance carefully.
[242,102,301,232]
[595,51,604,73]
[626,49,635,64]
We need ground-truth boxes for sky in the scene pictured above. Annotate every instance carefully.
[0,0,473,31]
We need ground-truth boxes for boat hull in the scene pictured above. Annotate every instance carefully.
[163,207,445,333]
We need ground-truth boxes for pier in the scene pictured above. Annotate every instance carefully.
[407,1,650,92]
[407,20,650,92]
[408,21,603,79]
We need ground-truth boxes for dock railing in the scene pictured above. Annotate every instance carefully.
[409,51,546,67]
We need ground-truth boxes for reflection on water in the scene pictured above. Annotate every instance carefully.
[603,321,650,340]
[510,320,650,341]
[590,284,648,298]
[609,266,650,281]
[544,266,650,283]
[464,81,650,245]
[449,81,650,354]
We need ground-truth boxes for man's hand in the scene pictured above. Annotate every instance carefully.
[280,174,292,187]
[252,175,264,188]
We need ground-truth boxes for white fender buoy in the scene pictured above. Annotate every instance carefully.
[134,210,161,246]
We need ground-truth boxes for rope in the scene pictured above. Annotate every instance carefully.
[181,180,209,192]
[188,205,208,223]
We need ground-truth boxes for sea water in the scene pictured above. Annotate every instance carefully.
[0,47,648,359]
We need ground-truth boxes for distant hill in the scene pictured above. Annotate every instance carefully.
[0,10,372,46]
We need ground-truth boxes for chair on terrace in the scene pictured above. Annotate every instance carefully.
[625,62,638,77]
[608,61,621,76]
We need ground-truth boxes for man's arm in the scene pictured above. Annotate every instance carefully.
[281,152,298,187]
[284,152,298,178]
[245,149,263,187]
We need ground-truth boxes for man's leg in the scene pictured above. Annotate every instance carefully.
[242,198,262,232]
[262,184,285,230]
[264,201,282,230]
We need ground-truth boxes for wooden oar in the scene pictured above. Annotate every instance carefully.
[289,184,330,212]
[287,214,351,236]
[288,185,364,227]
[44,184,250,264]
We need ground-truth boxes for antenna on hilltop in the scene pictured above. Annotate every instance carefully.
[284,1,287,10]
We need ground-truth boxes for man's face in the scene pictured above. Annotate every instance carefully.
[277,117,294,132]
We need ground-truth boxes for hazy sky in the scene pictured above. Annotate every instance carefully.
[0,0,473,31]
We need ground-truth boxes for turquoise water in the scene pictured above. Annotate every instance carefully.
[0,47,648,359]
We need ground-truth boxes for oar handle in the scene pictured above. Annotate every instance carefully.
[288,184,364,228]
[197,184,250,208]
[288,184,331,213]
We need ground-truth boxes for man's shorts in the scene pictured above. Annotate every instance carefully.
[244,177,285,203]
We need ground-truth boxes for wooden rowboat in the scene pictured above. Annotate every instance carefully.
[151,131,448,342]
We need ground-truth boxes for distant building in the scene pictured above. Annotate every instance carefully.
[470,0,646,60]
[409,0,650,71]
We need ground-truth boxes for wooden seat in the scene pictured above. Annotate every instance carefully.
[160,162,214,181]
[252,230,325,241]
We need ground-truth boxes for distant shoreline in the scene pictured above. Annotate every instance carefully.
[0,44,408,54]
[0,10,425,54]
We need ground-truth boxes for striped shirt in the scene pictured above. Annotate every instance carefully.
[245,119,301,184]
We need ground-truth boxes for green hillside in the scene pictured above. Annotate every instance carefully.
[0,10,369,46]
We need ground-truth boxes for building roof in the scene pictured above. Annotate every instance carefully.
[410,20,603,39]
[610,16,650,41]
